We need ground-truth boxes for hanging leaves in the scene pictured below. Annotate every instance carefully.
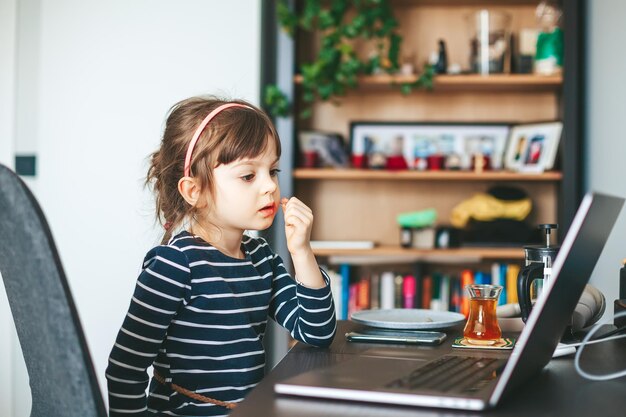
[265,0,434,118]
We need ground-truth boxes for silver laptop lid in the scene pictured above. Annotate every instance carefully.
[490,192,624,406]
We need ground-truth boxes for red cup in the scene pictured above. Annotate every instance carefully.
[385,155,408,171]
[301,150,319,168]
[351,154,368,169]
[471,154,491,171]
[427,154,445,170]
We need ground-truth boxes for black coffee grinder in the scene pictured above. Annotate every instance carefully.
[517,224,559,322]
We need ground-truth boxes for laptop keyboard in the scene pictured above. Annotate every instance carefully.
[385,355,507,395]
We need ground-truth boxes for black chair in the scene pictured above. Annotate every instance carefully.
[0,163,107,416]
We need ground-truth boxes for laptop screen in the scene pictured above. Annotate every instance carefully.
[490,192,624,406]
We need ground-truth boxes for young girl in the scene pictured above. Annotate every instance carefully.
[105,97,337,416]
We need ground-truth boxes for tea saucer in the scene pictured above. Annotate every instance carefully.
[350,309,466,330]
[452,337,516,350]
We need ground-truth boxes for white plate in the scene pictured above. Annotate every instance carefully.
[350,309,466,330]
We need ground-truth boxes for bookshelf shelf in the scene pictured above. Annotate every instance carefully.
[391,0,542,6]
[294,74,562,92]
[294,168,563,182]
[313,246,523,260]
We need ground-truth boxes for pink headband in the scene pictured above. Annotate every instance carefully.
[183,103,252,177]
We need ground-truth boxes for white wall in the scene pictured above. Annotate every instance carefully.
[0,0,16,165]
[1,0,261,413]
[0,1,21,415]
[586,0,626,316]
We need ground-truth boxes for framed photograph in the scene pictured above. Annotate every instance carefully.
[298,131,349,168]
[504,122,562,172]
[349,122,510,170]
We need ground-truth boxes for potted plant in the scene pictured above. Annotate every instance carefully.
[265,0,434,118]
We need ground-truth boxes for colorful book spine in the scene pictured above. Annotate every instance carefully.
[439,275,450,312]
[497,263,508,305]
[450,278,462,313]
[422,275,432,309]
[491,263,500,286]
[339,264,351,320]
[491,263,503,305]
[474,271,491,285]
[413,263,424,308]
[430,274,444,311]
[370,272,380,310]
[348,283,358,318]
[460,269,473,317]
[394,275,404,308]
[473,270,483,285]
[380,271,395,309]
[357,277,370,310]
[327,269,343,319]
[403,275,416,309]
[506,263,521,304]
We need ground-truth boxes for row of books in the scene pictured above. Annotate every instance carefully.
[325,263,521,320]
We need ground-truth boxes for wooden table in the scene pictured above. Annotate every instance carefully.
[231,320,626,417]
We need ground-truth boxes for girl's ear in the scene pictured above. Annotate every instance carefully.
[178,177,203,207]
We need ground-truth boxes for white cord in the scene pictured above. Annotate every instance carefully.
[563,333,626,348]
[574,311,626,381]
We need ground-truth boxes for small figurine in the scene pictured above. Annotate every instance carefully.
[534,1,563,75]
[400,53,415,76]
[445,153,462,170]
[368,151,387,170]
[414,157,428,171]
[473,153,485,173]
[435,39,448,74]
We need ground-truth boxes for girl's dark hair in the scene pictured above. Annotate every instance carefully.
[146,96,281,244]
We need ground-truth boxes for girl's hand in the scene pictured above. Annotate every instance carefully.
[281,197,313,257]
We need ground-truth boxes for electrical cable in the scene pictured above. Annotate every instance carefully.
[573,311,626,381]
[590,324,626,340]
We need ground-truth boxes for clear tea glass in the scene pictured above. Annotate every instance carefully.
[463,284,503,345]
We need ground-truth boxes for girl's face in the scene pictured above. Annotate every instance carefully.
[207,137,281,235]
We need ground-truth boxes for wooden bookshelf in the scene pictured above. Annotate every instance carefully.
[293,168,563,182]
[265,0,583,361]
[273,0,581,263]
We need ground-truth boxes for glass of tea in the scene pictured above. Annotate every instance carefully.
[463,284,503,345]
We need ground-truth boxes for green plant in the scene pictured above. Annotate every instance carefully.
[264,0,434,118]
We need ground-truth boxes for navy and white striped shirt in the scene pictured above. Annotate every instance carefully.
[106,231,336,416]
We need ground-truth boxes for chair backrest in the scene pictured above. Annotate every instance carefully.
[0,163,107,417]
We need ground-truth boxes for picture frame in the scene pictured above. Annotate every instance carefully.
[349,122,511,170]
[298,130,350,168]
[504,122,562,172]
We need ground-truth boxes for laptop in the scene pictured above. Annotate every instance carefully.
[274,192,624,411]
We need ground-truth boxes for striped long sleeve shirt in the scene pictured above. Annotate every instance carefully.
[106,231,336,416]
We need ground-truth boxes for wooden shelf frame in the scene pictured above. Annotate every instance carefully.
[293,168,563,182]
